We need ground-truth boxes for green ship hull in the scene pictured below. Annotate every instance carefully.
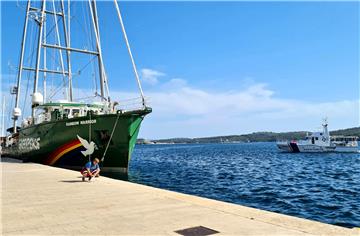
[5,108,151,173]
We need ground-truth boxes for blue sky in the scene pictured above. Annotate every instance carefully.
[1,1,359,138]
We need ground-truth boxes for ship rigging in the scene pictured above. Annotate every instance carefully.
[2,0,151,173]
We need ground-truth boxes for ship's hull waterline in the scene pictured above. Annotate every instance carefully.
[277,142,358,153]
[3,108,151,173]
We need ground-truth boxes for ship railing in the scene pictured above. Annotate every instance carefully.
[276,139,299,144]
[116,96,150,111]
[276,140,290,145]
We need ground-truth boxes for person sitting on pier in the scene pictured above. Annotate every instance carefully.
[81,158,100,182]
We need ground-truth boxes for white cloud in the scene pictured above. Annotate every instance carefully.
[108,79,359,138]
[146,84,353,117]
[140,68,166,85]
[107,79,360,138]
[161,78,187,90]
[3,71,358,139]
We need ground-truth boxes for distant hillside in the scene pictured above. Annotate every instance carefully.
[138,127,360,144]
[329,127,360,137]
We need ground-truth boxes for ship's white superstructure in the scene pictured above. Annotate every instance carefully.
[276,120,358,153]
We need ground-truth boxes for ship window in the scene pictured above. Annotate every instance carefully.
[315,137,319,140]
[72,109,80,117]
[320,133,323,135]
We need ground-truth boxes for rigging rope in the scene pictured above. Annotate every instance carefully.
[47,55,97,100]
[16,0,26,10]
[67,0,71,49]
[86,3,98,95]
[113,0,145,107]
[73,1,99,95]
[73,95,96,102]
[101,112,121,163]
[87,0,110,100]
[22,19,36,116]
[52,0,68,100]
[47,1,97,101]
[88,110,92,163]
[21,17,62,83]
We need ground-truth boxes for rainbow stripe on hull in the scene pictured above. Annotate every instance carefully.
[44,139,82,165]
[5,109,151,173]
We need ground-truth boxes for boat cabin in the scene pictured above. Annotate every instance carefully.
[21,101,112,128]
[303,131,331,146]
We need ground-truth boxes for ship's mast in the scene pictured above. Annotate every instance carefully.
[60,0,73,101]
[43,10,47,103]
[323,118,329,138]
[88,0,107,101]
[32,0,47,118]
[12,0,146,133]
[13,0,31,133]
[12,0,108,132]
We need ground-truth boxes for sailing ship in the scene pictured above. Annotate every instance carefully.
[276,120,359,153]
[1,0,151,173]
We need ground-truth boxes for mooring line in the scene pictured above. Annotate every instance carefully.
[101,112,121,163]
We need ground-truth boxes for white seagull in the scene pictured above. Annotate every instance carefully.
[77,135,96,156]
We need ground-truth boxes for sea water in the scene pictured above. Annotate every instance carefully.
[127,142,360,228]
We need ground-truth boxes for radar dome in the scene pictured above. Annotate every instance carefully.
[32,92,44,106]
[13,107,22,117]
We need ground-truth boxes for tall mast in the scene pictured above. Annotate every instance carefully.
[68,0,71,46]
[12,0,117,132]
[60,0,73,101]
[13,0,31,133]
[32,0,47,119]
[88,0,107,101]
[51,0,67,100]
[43,11,47,103]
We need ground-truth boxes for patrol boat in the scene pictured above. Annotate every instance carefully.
[2,0,151,173]
[276,120,359,153]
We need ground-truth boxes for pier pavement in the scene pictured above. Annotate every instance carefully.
[1,159,358,235]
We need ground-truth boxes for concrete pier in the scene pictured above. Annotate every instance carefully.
[1,159,358,235]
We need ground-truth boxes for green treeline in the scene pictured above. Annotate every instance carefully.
[138,127,360,144]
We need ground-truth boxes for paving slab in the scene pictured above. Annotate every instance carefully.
[1,159,359,235]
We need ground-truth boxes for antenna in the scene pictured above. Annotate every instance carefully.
[322,117,328,127]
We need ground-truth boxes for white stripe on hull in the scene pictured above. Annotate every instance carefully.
[277,143,358,153]
[297,145,333,152]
